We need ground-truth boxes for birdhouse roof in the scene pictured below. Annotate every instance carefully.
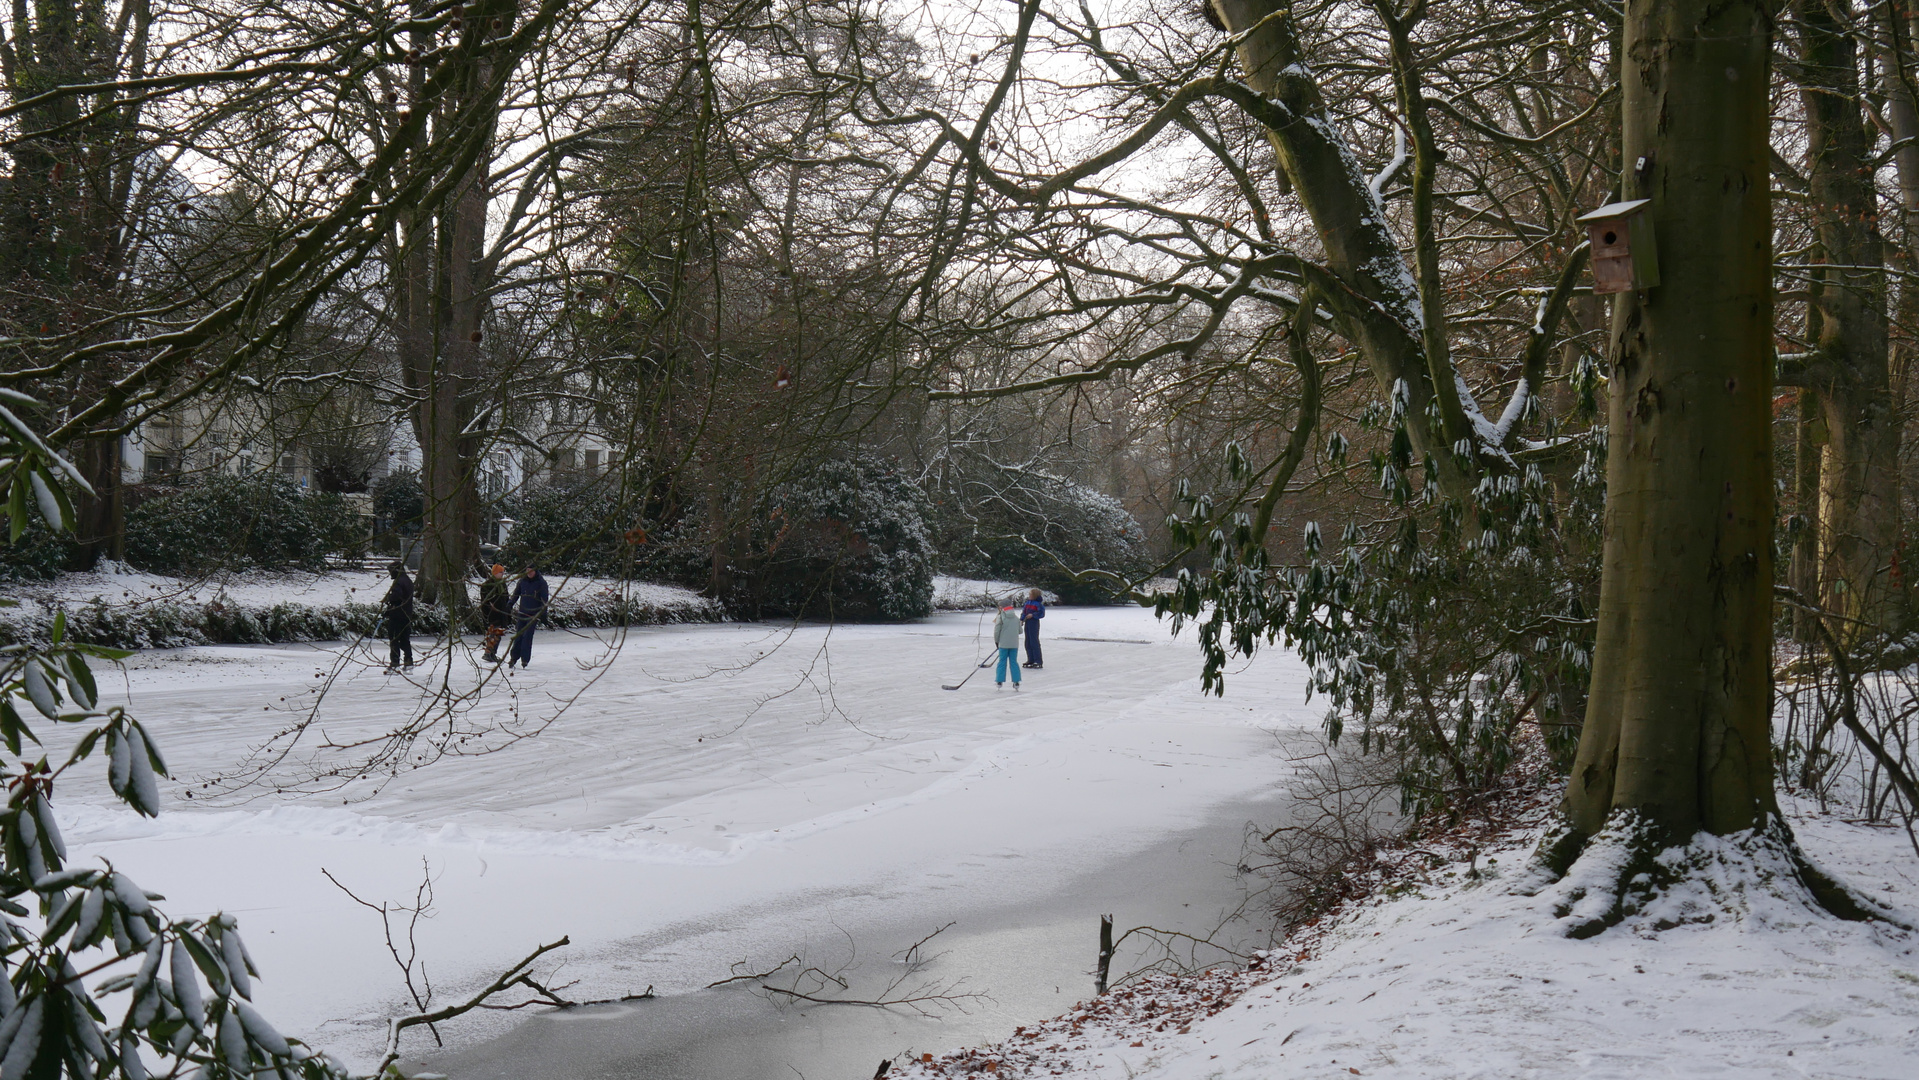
[1576,199,1651,223]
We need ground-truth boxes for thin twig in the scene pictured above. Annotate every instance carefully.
[374,936,571,1077]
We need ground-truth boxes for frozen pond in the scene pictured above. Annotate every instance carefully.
[422,767,1291,1079]
[56,605,1319,1073]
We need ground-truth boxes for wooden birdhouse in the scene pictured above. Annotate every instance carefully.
[1578,199,1659,295]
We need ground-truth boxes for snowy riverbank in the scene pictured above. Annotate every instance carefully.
[0,565,720,647]
[898,793,1919,1080]
[3,567,1057,648]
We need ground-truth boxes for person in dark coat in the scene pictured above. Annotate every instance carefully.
[479,564,511,662]
[506,566,549,669]
[382,562,415,670]
[1020,588,1045,669]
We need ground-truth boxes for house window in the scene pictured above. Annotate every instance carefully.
[585,449,600,472]
[144,455,176,481]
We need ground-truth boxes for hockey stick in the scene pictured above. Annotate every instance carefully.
[941,655,995,691]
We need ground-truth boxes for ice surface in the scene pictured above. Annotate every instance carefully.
[55,606,1316,1068]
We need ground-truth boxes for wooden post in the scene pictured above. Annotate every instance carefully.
[1095,914,1114,995]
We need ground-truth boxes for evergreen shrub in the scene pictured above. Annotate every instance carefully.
[125,474,362,573]
[1159,420,1605,821]
[0,521,76,580]
[499,477,634,576]
[661,454,935,622]
[372,467,425,536]
[936,467,1150,602]
[0,588,720,651]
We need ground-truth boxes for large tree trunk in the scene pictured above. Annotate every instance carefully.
[71,437,124,566]
[413,159,490,612]
[1791,0,1900,631]
[1562,0,1777,853]
[1792,389,1823,643]
[394,0,517,612]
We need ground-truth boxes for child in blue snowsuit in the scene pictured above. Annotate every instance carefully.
[1020,589,1045,668]
[993,604,1023,688]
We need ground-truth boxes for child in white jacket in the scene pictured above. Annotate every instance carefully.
[993,604,1023,688]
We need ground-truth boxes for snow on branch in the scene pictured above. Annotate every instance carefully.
[1369,124,1408,197]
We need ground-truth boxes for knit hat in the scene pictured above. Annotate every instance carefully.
[492,564,505,576]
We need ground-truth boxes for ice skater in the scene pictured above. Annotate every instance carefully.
[993,602,1022,689]
[382,562,415,670]
[1020,587,1045,669]
[506,565,550,669]
[480,563,511,662]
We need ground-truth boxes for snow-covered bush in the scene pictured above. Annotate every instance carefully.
[758,455,934,621]
[538,584,723,628]
[934,466,1150,603]
[661,455,935,621]
[499,477,636,577]
[125,475,363,574]
[0,596,379,652]
[62,598,221,650]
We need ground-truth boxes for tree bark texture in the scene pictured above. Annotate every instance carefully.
[1792,389,1823,643]
[1791,0,1900,629]
[1566,0,1778,842]
[73,438,124,564]
[1878,4,1919,214]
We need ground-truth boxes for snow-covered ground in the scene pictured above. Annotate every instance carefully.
[898,796,1919,1080]
[53,605,1314,1071]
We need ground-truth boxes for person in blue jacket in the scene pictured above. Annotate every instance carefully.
[1020,588,1045,669]
[506,565,550,669]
